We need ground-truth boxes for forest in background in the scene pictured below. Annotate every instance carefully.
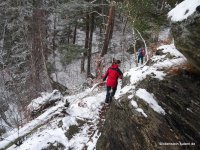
[0,0,182,134]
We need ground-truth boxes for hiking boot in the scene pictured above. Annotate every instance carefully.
[105,98,109,103]
[109,97,113,103]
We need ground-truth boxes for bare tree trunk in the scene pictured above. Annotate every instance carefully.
[100,1,116,57]
[87,13,94,77]
[31,0,52,98]
[81,14,90,73]
[160,0,165,11]
[109,3,115,41]
[52,13,58,81]
[96,2,116,79]
[132,26,138,67]
[135,28,149,61]
[67,25,71,44]
[122,17,128,36]
[73,24,77,44]
[101,0,106,32]
[1,20,7,59]
[81,53,86,73]
[134,42,138,66]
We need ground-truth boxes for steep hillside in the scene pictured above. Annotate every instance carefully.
[97,45,200,150]
[1,0,200,150]
[1,44,199,150]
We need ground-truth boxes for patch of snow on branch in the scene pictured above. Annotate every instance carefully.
[28,90,63,111]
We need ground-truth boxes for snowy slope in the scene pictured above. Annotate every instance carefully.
[0,44,186,150]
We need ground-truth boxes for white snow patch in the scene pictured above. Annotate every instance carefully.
[2,87,106,150]
[135,108,148,118]
[27,90,63,111]
[168,0,200,22]
[0,103,64,149]
[136,89,166,115]
[8,128,68,150]
[62,116,78,130]
[115,85,133,100]
[128,95,134,99]
[131,100,138,108]
[158,44,185,57]
[124,44,186,85]
[125,66,166,85]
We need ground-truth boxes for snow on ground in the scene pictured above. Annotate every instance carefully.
[0,102,64,149]
[168,0,200,22]
[0,87,106,150]
[0,44,187,150]
[8,128,68,150]
[67,92,105,119]
[135,89,166,115]
[115,44,186,117]
[122,44,185,87]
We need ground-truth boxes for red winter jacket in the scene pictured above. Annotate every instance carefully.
[103,64,123,88]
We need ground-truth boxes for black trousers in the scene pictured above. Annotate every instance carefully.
[138,55,144,64]
[105,86,117,103]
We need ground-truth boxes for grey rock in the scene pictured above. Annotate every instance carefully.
[96,72,200,150]
[171,10,200,72]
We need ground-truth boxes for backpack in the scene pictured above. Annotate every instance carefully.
[141,48,145,56]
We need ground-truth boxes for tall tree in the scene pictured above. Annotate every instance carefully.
[95,1,115,79]
[73,24,77,44]
[100,1,116,57]
[31,0,52,97]
[81,14,90,73]
[87,13,94,77]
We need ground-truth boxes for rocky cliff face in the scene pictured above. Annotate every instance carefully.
[171,9,200,72]
[96,4,200,149]
[96,48,200,150]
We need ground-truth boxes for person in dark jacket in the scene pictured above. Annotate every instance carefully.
[138,47,145,64]
[103,59,123,103]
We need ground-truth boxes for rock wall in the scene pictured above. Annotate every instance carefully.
[96,72,200,150]
[96,5,200,150]
[171,10,200,72]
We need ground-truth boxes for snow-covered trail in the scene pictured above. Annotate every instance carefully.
[0,44,187,150]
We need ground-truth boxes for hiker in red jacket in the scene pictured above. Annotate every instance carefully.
[103,59,123,103]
